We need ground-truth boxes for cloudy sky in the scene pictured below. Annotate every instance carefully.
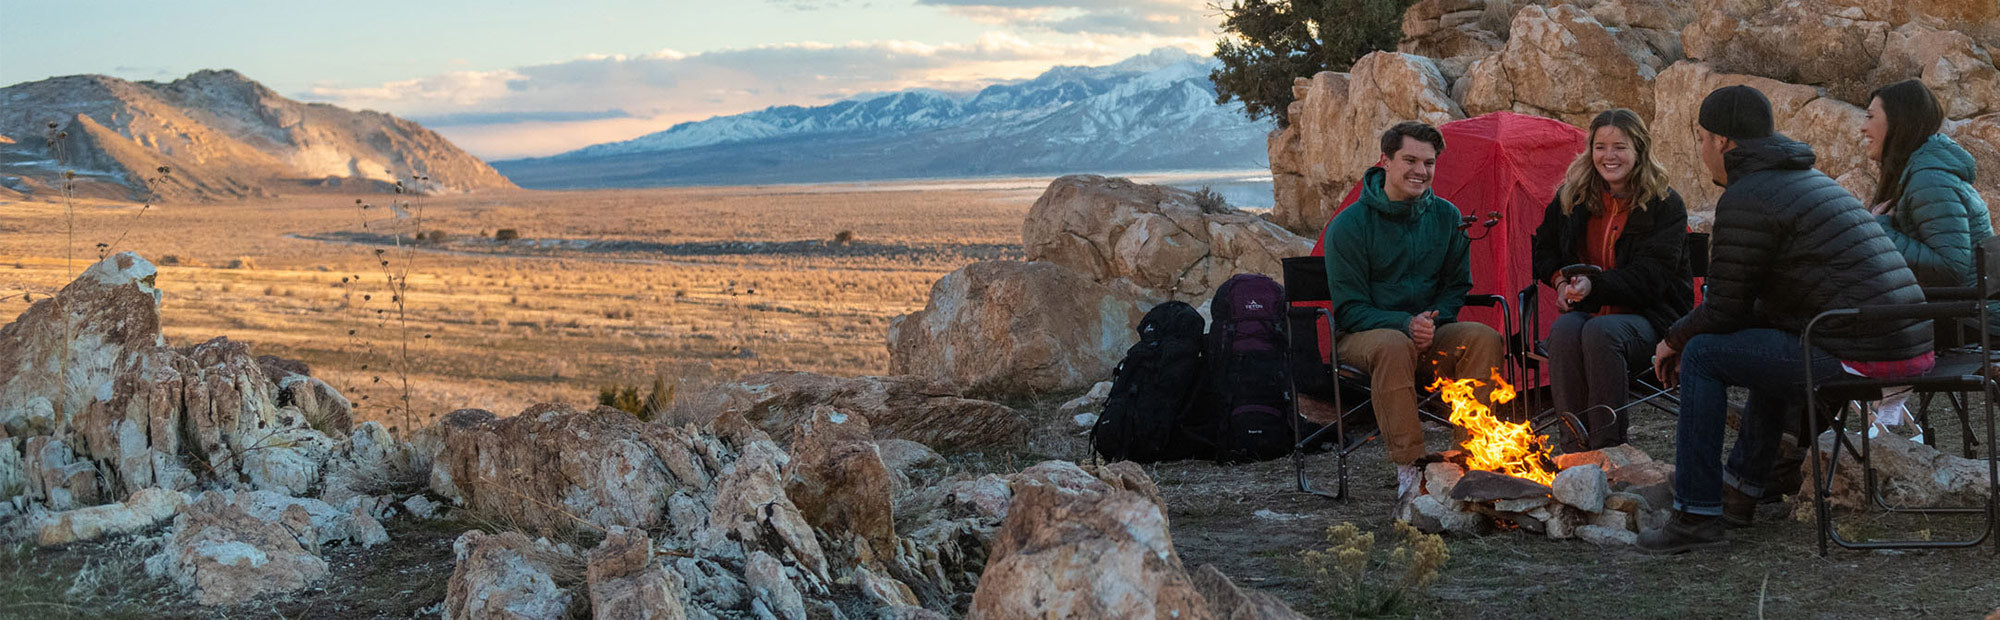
[2,0,1221,159]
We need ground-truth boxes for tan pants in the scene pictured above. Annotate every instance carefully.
[1336,322,1506,465]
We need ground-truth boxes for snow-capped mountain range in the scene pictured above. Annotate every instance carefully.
[493,49,1274,188]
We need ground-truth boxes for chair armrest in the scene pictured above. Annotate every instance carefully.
[1922,286,1981,301]
[1463,294,1505,308]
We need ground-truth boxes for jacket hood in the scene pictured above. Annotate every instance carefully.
[1358,166,1435,219]
[1904,134,1977,185]
[1724,133,1817,184]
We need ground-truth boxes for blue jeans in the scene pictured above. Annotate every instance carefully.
[1672,329,1841,515]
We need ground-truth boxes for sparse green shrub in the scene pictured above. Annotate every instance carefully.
[1294,521,1448,617]
[1193,186,1229,213]
[495,228,520,241]
[833,230,856,246]
[598,376,676,422]
[426,229,450,244]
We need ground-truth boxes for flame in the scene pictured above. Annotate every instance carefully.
[1425,371,1559,486]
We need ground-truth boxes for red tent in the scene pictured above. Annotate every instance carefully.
[1305,111,1587,370]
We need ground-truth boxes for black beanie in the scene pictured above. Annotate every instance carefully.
[1698,85,1775,140]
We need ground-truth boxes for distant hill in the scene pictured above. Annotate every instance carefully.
[0,70,515,202]
[493,49,1275,188]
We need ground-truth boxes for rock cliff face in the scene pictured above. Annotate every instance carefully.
[0,70,515,202]
[1273,0,2000,230]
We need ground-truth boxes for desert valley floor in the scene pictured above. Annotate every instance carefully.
[4,180,1998,618]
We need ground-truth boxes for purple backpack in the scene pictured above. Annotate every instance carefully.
[1204,274,1294,463]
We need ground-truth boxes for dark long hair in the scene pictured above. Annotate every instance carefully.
[1869,79,1945,207]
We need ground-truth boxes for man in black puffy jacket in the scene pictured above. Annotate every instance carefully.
[1637,86,1934,554]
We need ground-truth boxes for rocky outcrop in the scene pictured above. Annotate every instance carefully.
[1650,62,1876,216]
[0,253,345,512]
[1023,175,1312,303]
[1461,5,1658,126]
[1274,52,1464,233]
[968,461,1303,619]
[1874,23,2000,119]
[144,491,335,606]
[1399,0,1512,59]
[1680,0,2000,105]
[887,261,1146,399]
[432,404,1008,617]
[443,530,579,620]
[670,371,1027,451]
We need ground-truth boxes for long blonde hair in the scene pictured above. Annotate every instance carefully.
[1559,108,1670,215]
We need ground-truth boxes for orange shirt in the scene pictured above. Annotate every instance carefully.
[1581,195,1631,316]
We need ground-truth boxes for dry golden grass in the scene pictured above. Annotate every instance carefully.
[0,181,1041,430]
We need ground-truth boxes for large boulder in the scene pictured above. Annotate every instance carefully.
[887,261,1146,399]
[1024,175,1312,303]
[1651,62,1876,218]
[144,491,332,606]
[0,252,345,512]
[586,526,687,620]
[443,530,579,620]
[32,486,187,546]
[1277,52,1464,234]
[430,403,704,535]
[968,461,1303,619]
[1460,4,1658,126]
[669,371,1027,451]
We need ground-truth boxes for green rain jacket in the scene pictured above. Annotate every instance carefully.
[1877,134,1998,335]
[1320,166,1473,335]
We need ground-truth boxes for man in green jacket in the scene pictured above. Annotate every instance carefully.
[1322,122,1506,510]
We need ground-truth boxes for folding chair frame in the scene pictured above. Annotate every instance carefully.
[1801,237,2000,555]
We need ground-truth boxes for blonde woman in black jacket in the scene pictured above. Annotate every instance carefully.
[1530,108,1692,449]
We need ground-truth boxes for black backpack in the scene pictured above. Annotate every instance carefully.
[1092,301,1208,463]
[1204,274,1296,463]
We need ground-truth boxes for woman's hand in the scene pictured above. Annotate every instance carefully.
[1565,275,1592,304]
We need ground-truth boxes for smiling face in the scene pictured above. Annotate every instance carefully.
[1862,97,1889,162]
[1591,125,1636,191]
[1383,136,1438,202]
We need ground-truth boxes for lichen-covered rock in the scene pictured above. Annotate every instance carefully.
[670,371,1026,451]
[967,462,1204,619]
[145,491,330,606]
[443,530,577,620]
[587,526,686,620]
[888,261,1146,399]
[431,403,699,535]
[1022,175,1312,303]
[33,486,186,546]
[0,253,349,510]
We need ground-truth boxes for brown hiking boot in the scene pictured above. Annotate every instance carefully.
[1722,486,1758,528]
[1637,511,1727,554]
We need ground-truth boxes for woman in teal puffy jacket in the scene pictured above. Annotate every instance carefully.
[1859,79,1995,438]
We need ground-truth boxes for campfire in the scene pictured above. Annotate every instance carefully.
[1401,373,1675,546]
[1427,372,1558,485]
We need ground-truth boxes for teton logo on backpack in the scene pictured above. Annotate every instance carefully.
[1091,300,1208,463]
[1205,274,1295,463]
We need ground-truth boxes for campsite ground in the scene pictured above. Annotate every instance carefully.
[3,179,1997,617]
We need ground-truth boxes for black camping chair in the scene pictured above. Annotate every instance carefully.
[1515,232,1710,445]
[1280,256,1513,499]
[1800,236,2000,555]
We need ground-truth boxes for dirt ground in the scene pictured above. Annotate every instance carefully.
[4,182,1999,618]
